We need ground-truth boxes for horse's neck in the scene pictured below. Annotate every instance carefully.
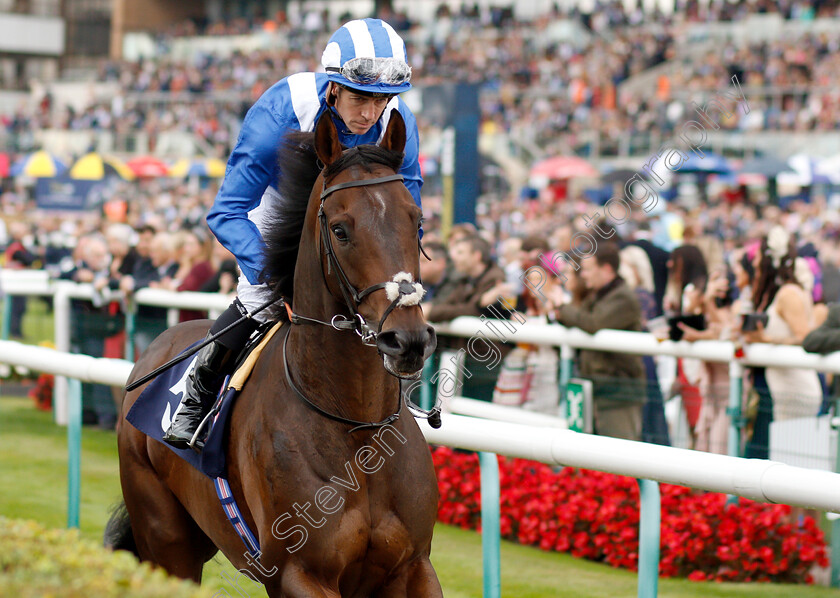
[285,323,398,423]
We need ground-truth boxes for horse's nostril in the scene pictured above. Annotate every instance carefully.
[376,330,404,356]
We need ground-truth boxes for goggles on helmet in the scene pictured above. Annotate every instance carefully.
[327,57,412,87]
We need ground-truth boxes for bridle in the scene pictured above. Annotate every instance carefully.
[283,161,441,432]
[286,169,426,347]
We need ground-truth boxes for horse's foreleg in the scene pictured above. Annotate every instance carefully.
[374,557,443,598]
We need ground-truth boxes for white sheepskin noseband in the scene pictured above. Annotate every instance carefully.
[384,271,426,307]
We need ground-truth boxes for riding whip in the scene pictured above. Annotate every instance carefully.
[124,296,281,392]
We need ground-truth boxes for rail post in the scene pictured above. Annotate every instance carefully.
[53,283,72,425]
[728,360,744,458]
[637,479,661,598]
[479,451,501,598]
[1,292,11,340]
[67,377,82,528]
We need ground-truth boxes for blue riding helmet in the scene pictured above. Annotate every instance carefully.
[321,18,412,95]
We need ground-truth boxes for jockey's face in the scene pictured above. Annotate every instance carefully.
[331,84,391,135]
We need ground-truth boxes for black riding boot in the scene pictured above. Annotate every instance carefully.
[163,301,258,451]
[162,333,236,450]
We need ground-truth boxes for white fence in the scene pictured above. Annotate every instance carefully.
[1,337,840,512]
[4,272,840,596]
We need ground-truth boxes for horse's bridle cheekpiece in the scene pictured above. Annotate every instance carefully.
[318,172,423,345]
[289,172,426,348]
[283,167,442,432]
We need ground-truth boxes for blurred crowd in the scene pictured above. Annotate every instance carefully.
[415,190,840,464]
[7,1,840,159]
[2,2,840,462]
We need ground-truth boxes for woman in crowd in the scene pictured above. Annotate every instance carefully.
[743,227,822,458]
[157,229,215,322]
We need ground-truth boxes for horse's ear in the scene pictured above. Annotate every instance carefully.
[314,114,343,166]
[380,110,406,154]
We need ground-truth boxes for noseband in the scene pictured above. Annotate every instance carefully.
[288,171,425,346]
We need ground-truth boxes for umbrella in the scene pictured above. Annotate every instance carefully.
[739,155,794,206]
[169,157,227,178]
[10,150,68,178]
[126,156,170,178]
[69,152,135,181]
[529,155,598,180]
[600,168,641,185]
[678,152,732,175]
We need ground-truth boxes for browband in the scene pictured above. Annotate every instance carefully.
[321,174,405,201]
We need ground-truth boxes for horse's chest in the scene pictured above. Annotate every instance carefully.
[265,443,434,565]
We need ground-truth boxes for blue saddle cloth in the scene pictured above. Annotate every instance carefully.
[126,341,235,479]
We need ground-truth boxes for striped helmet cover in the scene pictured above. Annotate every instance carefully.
[321,18,412,95]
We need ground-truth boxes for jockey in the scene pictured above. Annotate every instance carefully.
[163,18,422,451]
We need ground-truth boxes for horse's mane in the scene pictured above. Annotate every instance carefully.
[261,130,405,304]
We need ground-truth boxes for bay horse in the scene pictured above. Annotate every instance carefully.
[110,112,442,597]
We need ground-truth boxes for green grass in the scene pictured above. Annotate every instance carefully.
[1,395,838,597]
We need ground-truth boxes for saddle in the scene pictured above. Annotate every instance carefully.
[126,320,285,478]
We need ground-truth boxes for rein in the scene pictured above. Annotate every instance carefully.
[282,325,402,432]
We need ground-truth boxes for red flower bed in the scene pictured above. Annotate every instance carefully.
[431,446,828,583]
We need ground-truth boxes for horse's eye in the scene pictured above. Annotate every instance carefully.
[331,225,348,242]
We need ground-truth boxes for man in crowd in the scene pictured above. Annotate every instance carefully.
[424,234,508,404]
[424,235,506,323]
[61,234,120,428]
[419,240,457,303]
[548,242,646,440]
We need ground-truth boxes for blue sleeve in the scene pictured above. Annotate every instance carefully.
[206,99,285,285]
[397,101,423,209]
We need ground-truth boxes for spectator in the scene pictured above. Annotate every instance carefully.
[678,264,736,455]
[126,231,178,354]
[199,239,238,295]
[61,233,120,429]
[419,240,457,302]
[424,234,507,404]
[4,220,38,338]
[117,224,156,296]
[157,229,215,322]
[547,242,646,441]
[743,227,822,458]
[104,223,140,285]
[803,303,840,354]
[620,244,670,446]
[424,235,507,323]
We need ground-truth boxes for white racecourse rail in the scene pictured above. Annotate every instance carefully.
[0,343,838,512]
[3,271,840,511]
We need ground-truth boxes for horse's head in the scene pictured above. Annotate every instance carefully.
[290,111,436,378]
